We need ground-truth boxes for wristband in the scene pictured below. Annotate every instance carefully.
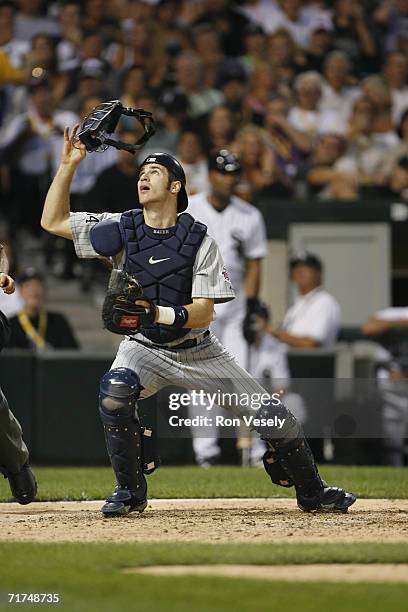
[156,305,189,328]
[156,306,175,325]
[173,305,189,328]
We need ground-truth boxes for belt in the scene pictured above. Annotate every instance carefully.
[130,330,210,352]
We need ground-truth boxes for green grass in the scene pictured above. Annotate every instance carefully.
[1,466,408,611]
[1,542,408,612]
[0,465,407,502]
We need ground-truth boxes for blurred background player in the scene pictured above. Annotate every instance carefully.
[7,268,79,351]
[0,0,406,472]
[188,149,267,466]
[248,303,289,392]
[245,302,291,465]
[0,242,36,504]
[269,251,341,461]
[270,252,341,349]
[361,305,408,466]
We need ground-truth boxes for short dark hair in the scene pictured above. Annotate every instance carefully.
[167,170,178,189]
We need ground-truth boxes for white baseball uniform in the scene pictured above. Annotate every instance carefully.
[186,193,267,463]
[246,333,290,463]
[249,334,290,385]
[248,333,308,462]
[188,193,267,366]
[282,287,341,347]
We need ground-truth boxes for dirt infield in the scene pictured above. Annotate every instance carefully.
[126,564,408,583]
[1,498,408,544]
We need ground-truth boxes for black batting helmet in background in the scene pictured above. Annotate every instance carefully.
[138,152,188,213]
[208,149,241,174]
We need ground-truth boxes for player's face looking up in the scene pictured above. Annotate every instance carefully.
[291,264,321,295]
[138,164,180,208]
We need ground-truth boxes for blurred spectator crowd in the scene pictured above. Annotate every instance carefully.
[1,0,408,275]
[0,0,407,466]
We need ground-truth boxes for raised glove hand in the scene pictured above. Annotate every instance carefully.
[102,269,157,335]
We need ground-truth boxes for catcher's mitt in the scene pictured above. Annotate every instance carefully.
[102,269,157,335]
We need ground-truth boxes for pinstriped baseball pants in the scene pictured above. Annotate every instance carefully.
[111,333,269,405]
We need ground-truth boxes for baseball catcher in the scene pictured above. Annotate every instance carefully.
[41,123,357,517]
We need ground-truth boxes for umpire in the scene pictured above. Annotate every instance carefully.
[0,244,37,504]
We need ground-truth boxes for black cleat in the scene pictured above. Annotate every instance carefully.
[7,463,37,505]
[297,485,357,513]
[101,486,147,517]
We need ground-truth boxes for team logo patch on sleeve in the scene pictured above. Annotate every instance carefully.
[221,266,232,285]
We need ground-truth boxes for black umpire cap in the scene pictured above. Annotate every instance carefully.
[138,152,188,213]
[208,149,241,174]
[290,251,323,272]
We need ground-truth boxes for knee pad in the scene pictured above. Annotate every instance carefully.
[99,367,141,425]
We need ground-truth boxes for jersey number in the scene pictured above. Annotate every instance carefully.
[86,215,100,224]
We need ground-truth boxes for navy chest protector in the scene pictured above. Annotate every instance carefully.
[90,210,207,344]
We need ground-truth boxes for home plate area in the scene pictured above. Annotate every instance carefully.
[1,498,408,544]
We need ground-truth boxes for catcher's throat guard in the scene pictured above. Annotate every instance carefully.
[77,100,155,153]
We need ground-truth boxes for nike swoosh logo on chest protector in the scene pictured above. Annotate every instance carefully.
[149,256,171,265]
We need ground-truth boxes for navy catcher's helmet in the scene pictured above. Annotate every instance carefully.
[208,149,241,174]
[138,152,188,213]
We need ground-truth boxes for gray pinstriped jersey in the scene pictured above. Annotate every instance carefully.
[69,211,283,418]
[70,211,235,343]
